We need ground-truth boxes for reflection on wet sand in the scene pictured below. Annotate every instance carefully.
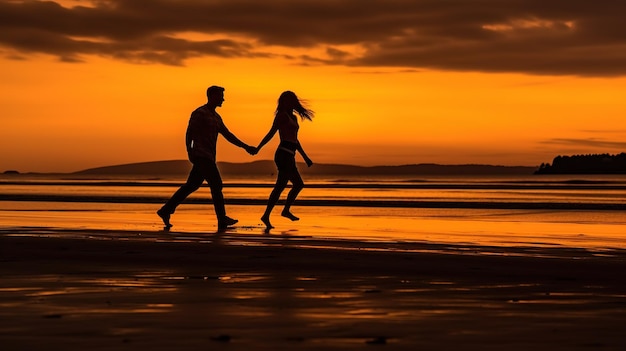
[1,228,626,350]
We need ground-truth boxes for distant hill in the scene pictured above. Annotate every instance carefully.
[536,153,626,174]
[74,160,537,176]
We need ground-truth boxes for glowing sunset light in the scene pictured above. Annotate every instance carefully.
[1,0,625,173]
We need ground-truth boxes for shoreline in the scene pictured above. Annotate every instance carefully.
[1,203,625,251]
[2,231,626,350]
[3,194,626,210]
[0,225,622,258]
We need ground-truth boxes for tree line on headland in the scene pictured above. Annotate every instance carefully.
[535,153,626,174]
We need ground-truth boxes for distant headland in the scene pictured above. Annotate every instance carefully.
[68,160,537,176]
[535,153,626,174]
[6,155,626,176]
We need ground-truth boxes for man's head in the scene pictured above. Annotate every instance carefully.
[206,85,225,107]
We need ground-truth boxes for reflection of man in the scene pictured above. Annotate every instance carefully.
[158,85,256,231]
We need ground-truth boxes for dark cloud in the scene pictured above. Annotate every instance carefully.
[1,0,626,75]
[542,138,626,149]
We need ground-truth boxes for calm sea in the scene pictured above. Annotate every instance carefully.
[1,173,625,251]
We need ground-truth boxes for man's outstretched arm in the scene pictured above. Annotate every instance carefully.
[221,126,256,154]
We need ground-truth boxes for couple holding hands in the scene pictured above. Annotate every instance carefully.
[157,86,314,231]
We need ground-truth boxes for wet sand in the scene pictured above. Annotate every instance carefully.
[1,228,626,351]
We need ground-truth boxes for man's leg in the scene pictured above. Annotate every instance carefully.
[157,164,204,227]
[198,162,237,230]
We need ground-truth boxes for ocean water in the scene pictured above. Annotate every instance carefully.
[1,173,625,251]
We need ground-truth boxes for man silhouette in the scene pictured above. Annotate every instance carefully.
[157,85,256,231]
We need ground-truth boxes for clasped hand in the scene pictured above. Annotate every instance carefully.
[245,145,258,155]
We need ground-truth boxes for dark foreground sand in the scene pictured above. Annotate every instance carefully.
[1,229,625,351]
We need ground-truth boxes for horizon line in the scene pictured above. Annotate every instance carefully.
[3,159,539,175]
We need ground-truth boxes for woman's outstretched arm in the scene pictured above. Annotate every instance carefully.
[297,142,313,167]
[256,117,279,151]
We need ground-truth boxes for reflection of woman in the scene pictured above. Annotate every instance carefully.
[255,91,314,229]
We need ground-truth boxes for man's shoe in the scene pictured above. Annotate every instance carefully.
[218,216,238,230]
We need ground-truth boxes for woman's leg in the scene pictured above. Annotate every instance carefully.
[261,171,289,228]
[282,168,304,220]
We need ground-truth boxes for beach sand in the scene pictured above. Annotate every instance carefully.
[1,226,626,351]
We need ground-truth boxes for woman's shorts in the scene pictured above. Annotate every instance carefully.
[274,147,297,173]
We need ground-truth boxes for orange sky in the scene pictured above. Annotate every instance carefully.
[1,1,626,173]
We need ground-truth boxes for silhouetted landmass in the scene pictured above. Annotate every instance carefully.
[73,160,536,176]
[3,170,20,175]
[535,153,626,174]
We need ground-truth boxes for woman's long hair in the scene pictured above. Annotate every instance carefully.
[276,91,314,121]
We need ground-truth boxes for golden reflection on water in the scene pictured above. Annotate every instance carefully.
[295,291,361,299]
[229,290,272,300]
[0,287,39,292]
[219,273,269,284]
[295,276,318,281]
[2,263,624,350]
[26,287,117,297]
[2,201,626,252]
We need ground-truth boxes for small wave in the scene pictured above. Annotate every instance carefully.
[2,194,625,211]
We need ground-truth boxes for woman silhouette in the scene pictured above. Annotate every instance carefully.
[256,91,314,229]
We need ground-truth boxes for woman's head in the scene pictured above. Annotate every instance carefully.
[276,91,314,121]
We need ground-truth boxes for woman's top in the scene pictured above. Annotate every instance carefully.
[275,111,299,143]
